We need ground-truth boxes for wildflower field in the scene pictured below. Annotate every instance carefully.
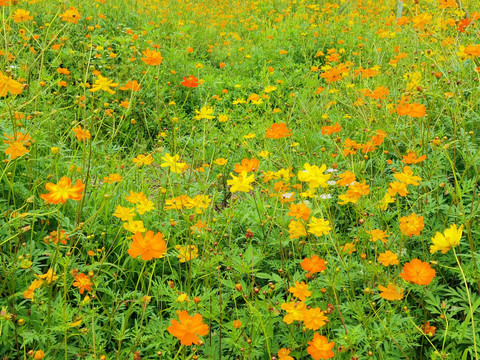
[2,0,480,358]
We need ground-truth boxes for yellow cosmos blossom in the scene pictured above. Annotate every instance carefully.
[308,217,332,237]
[298,163,331,189]
[161,153,187,173]
[214,158,228,166]
[195,106,215,120]
[90,75,119,95]
[227,171,254,193]
[430,224,463,254]
[12,9,33,23]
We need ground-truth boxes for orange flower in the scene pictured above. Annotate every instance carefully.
[289,281,312,301]
[341,242,356,254]
[399,213,424,237]
[141,48,163,65]
[278,348,294,360]
[303,307,328,330]
[120,80,142,92]
[388,181,408,197]
[402,151,426,164]
[394,166,421,186]
[234,158,259,173]
[336,171,356,186]
[3,132,31,159]
[0,71,23,97]
[396,103,426,118]
[60,7,81,24]
[233,320,242,329]
[366,229,388,243]
[180,75,199,88]
[40,177,85,204]
[300,255,326,274]
[72,125,91,142]
[287,203,311,220]
[321,123,341,135]
[265,122,292,139]
[73,273,92,294]
[128,231,167,260]
[400,259,435,285]
[307,333,335,359]
[378,283,404,301]
[422,321,436,336]
[167,310,209,345]
[33,350,45,360]
[377,250,399,266]
[338,180,370,204]
[281,301,306,324]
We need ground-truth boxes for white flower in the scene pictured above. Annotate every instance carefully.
[282,192,294,199]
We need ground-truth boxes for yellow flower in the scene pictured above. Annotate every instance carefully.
[12,9,33,23]
[195,106,215,120]
[36,268,58,284]
[308,217,332,237]
[89,75,119,95]
[136,199,155,215]
[263,85,277,93]
[430,224,463,254]
[378,193,394,210]
[161,153,187,173]
[133,153,154,166]
[244,133,256,139]
[297,163,331,189]
[123,220,146,233]
[175,245,199,262]
[218,114,229,122]
[60,7,81,24]
[214,158,228,166]
[227,171,255,193]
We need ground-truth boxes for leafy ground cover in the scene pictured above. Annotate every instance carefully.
[1,0,480,359]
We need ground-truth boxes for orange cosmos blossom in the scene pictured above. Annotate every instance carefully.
[336,170,356,186]
[402,151,427,164]
[120,80,142,92]
[289,281,312,301]
[141,48,163,65]
[301,255,326,274]
[307,333,335,360]
[128,231,167,260]
[287,203,311,220]
[321,123,341,135]
[399,213,424,237]
[234,158,259,173]
[400,259,435,285]
[180,75,199,88]
[378,283,404,301]
[40,177,85,204]
[277,348,294,360]
[396,103,426,118]
[0,71,23,97]
[265,122,292,139]
[3,132,31,159]
[60,7,81,24]
[167,310,209,345]
[72,273,92,294]
[72,125,91,142]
